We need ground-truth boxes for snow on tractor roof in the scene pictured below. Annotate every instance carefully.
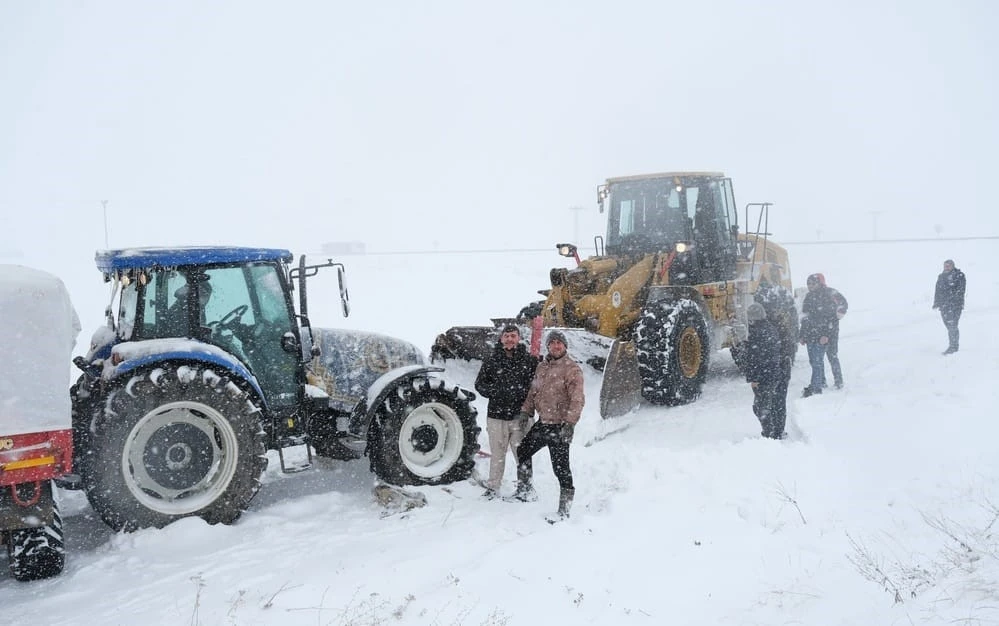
[0,264,81,436]
[95,246,293,273]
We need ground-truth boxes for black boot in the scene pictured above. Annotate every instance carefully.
[507,464,537,502]
[558,488,574,518]
[547,488,574,524]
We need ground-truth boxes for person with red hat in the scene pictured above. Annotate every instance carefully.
[800,272,848,396]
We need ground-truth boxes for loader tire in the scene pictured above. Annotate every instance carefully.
[85,364,267,532]
[5,484,65,581]
[635,299,710,405]
[369,376,480,486]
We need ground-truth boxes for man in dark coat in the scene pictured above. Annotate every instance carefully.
[811,273,849,388]
[755,282,798,435]
[744,303,785,439]
[799,273,841,397]
[474,324,539,498]
[933,259,966,355]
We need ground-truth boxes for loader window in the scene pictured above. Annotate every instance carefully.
[619,200,636,236]
[606,180,691,254]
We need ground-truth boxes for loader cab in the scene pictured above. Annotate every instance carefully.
[99,248,304,410]
[601,172,739,283]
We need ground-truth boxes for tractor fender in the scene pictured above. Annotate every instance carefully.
[351,365,474,436]
[101,348,266,409]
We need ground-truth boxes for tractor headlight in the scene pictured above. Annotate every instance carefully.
[675,242,689,253]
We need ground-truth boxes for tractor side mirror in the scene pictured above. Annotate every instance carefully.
[337,266,350,317]
[281,332,301,354]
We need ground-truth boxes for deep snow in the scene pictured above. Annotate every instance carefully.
[0,238,997,625]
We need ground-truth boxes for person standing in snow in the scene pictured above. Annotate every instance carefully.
[744,303,785,439]
[932,259,966,355]
[755,280,798,434]
[473,324,539,499]
[511,330,585,523]
[819,275,849,389]
[799,272,843,397]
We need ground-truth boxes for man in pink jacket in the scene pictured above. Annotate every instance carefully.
[511,330,585,522]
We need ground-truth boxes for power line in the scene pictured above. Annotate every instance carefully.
[337,236,999,257]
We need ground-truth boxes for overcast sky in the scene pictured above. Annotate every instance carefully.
[2,0,996,260]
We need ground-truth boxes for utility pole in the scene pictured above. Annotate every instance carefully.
[102,200,110,248]
[868,210,884,241]
[568,206,586,244]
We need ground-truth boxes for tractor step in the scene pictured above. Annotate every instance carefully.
[276,435,313,473]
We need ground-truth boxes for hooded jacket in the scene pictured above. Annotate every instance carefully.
[800,273,847,343]
[521,353,585,425]
[745,318,783,385]
[933,266,966,311]
[474,342,539,420]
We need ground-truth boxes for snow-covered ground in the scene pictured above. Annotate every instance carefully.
[1,239,997,625]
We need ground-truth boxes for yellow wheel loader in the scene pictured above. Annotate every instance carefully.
[432,172,798,418]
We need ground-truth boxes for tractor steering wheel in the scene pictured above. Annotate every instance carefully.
[211,304,249,332]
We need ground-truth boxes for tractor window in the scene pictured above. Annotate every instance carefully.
[138,270,193,339]
[248,264,289,324]
[117,282,138,340]
[202,267,256,327]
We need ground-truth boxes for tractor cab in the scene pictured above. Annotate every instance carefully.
[93,248,318,412]
[598,172,740,284]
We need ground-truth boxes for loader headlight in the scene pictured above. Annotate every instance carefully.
[675,242,689,253]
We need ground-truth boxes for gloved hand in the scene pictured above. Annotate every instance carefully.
[932,304,938,310]
[558,423,575,443]
[517,411,532,422]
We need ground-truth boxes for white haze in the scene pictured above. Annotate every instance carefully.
[1,1,998,623]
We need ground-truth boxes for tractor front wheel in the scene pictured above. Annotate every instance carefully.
[369,376,479,486]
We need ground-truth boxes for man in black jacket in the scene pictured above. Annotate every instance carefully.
[800,273,841,397]
[474,324,539,498]
[745,303,784,439]
[933,259,967,355]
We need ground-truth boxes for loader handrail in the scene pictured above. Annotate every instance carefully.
[743,202,774,282]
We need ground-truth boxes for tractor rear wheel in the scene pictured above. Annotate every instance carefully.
[369,376,479,486]
[635,299,711,405]
[85,365,267,532]
[5,484,65,581]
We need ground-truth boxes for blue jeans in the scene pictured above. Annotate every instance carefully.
[806,342,827,391]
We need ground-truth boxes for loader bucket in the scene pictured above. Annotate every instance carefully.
[599,340,643,418]
[431,325,501,362]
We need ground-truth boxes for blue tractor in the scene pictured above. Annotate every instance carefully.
[70,247,479,532]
